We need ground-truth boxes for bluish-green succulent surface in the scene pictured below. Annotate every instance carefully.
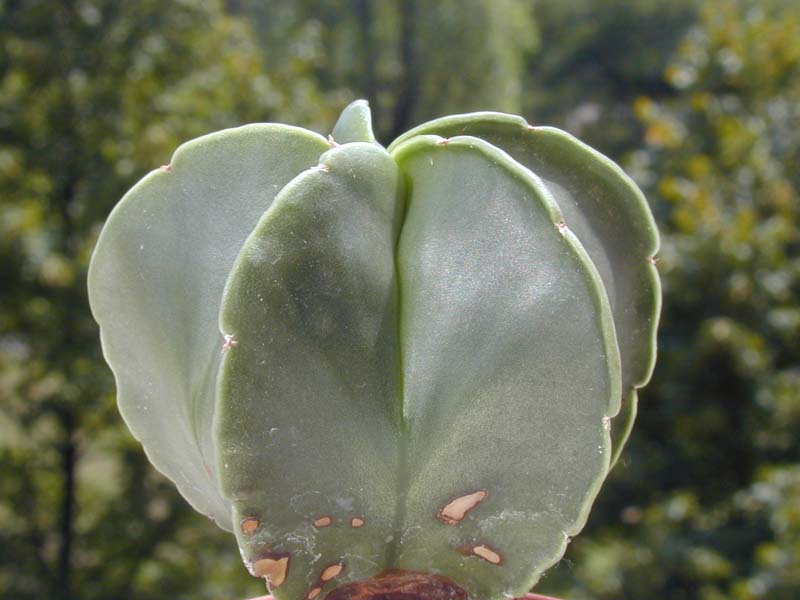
[88,100,660,600]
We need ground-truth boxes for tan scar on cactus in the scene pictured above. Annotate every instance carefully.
[252,553,291,588]
[350,517,365,528]
[307,586,322,600]
[457,543,504,565]
[240,517,260,535]
[312,515,332,528]
[321,563,345,582]
[437,489,488,525]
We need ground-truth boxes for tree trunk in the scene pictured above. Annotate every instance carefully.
[389,0,420,141]
[57,410,77,600]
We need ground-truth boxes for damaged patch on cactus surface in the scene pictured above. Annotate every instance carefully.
[88,100,660,600]
[252,554,291,588]
[313,516,332,528]
[240,517,260,535]
[437,490,488,525]
[307,587,322,600]
[458,544,504,565]
[320,563,345,582]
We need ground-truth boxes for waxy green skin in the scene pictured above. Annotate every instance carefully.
[88,101,660,600]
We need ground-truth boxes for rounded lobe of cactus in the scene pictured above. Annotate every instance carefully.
[217,142,405,600]
[389,114,661,466]
[87,124,329,529]
[216,131,620,599]
[390,136,620,598]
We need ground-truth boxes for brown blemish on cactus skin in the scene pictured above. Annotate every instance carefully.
[648,255,659,265]
[314,163,330,173]
[326,569,467,600]
[457,543,504,565]
[313,515,332,528]
[160,163,172,172]
[556,219,568,234]
[240,517,260,535]
[321,563,345,582]
[304,562,345,600]
[437,489,488,525]
[327,134,340,148]
[251,553,291,588]
[307,586,322,600]
[473,544,503,564]
[350,516,365,528]
[436,137,450,146]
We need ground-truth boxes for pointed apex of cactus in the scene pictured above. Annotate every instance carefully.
[331,99,377,145]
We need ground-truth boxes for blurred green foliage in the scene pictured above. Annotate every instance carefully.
[537,2,800,599]
[1,1,798,599]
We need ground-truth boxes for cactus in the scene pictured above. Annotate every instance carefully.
[88,100,660,600]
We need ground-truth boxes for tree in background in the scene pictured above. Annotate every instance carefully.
[537,1,800,598]
[233,0,537,141]
[0,1,327,598]
[525,0,699,157]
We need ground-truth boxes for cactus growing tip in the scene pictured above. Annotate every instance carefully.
[330,99,377,145]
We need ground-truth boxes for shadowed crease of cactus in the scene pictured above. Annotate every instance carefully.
[87,100,660,600]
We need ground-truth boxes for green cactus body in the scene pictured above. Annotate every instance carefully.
[88,101,660,600]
